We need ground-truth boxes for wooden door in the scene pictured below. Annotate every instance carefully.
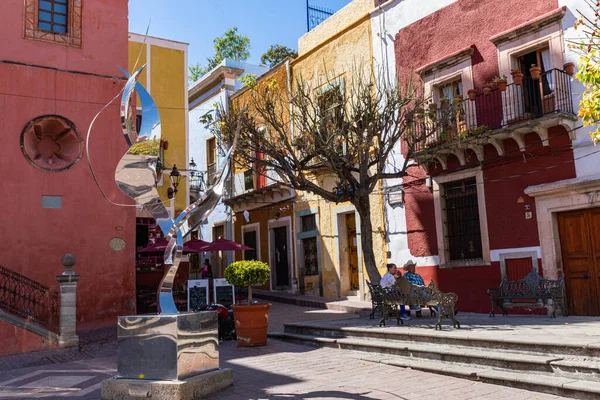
[273,227,289,288]
[346,214,359,291]
[558,209,600,316]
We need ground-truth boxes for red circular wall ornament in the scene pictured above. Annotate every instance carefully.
[20,115,83,172]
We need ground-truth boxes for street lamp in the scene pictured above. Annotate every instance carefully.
[167,164,182,199]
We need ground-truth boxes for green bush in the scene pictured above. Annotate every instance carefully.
[225,260,270,304]
[225,260,270,287]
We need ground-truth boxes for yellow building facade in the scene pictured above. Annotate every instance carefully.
[128,33,189,216]
[291,0,387,299]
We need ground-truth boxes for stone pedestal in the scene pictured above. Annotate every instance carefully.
[102,312,232,400]
[56,253,79,348]
[101,368,233,400]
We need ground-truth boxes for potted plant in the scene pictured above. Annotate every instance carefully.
[530,64,541,80]
[511,67,524,85]
[494,75,508,91]
[454,94,463,104]
[225,260,271,347]
[564,62,575,76]
[482,82,493,95]
[467,89,478,101]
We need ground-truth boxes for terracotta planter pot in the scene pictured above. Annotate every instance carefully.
[512,72,524,85]
[496,79,507,92]
[467,89,477,101]
[231,303,271,347]
[564,62,575,76]
[530,66,541,80]
[482,86,492,96]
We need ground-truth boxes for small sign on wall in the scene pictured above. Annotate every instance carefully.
[387,189,404,206]
[213,278,235,307]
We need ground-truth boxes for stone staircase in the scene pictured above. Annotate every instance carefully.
[270,320,600,399]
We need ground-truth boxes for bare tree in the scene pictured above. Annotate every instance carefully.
[211,67,447,284]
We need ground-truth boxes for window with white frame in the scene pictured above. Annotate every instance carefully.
[433,168,490,266]
[442,177,482,261]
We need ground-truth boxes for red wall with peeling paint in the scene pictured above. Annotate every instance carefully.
[0,1,134,354]
[396,0,577,313]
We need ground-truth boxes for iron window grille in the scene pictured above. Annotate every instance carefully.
[303,237,319,276]
[301,214,317,232]
[442,177,483,262]
[244,169,254,191]
[38,0,68,34]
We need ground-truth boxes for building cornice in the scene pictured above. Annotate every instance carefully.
[416,46,474,77]
[489,6,567,46]
[525,174,600,198]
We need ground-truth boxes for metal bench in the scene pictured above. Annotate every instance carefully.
[366,281,383,319]
[487,270,567,318]
[378,275,460,330]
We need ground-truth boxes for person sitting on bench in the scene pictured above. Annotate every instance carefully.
[380,263,411,321]
[402,260,426,316]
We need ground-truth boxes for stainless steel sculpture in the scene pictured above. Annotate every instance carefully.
[115,66,236,314]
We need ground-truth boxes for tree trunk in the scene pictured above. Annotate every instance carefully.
[353,193,383,285]
[247,285,253,305]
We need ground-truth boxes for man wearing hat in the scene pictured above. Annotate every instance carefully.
[402,260,425,316]
[402,260,424,286]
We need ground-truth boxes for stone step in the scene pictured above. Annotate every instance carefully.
[269,332,600,385]
[283,322,600,357]
[361,355,600,400]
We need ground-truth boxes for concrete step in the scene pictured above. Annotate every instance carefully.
[283,322,600,357]
[361,355,600,400]
[269,331,600,394]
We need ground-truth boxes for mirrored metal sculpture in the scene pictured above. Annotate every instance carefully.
[98,65,236,315]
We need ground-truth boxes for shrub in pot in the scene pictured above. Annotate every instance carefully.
[511,68,523,85]
[530,64,541,80]
[482,82,493,96]
[225,260,271,347]
[494,75,508,91]
[467,89,478,101]
[563,62,575,76]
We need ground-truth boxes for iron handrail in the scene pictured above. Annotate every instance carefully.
[0,265,59,331]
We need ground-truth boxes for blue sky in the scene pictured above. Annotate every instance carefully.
[128,0,352,68]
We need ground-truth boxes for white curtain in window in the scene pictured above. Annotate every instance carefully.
[540,49,553,91]
[443,85,454,102]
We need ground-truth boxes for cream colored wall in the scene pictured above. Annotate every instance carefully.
[298,0,375,55]
[292,4,387,299]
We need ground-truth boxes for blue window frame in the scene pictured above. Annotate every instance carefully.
[38,0,68,34]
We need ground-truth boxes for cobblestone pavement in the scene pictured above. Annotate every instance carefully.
[0,303,574,399]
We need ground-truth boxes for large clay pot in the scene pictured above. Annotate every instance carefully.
[231,303,271,347]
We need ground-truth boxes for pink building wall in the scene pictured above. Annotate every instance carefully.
[395,0,577,313]
[0,1,134,353]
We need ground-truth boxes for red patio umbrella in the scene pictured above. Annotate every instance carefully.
[137,239,200,254]
[184,239,210,252]
[196,238,253,252]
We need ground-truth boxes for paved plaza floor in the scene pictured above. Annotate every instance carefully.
[0,302,584,400]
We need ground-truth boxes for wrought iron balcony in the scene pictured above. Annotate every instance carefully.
[412,69,577,163]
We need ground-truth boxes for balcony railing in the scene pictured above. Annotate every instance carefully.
[207,162,217,187]
[414,69,575,153]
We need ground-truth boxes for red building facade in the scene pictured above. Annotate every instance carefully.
[0,0,134,354]
[392,0,590,314]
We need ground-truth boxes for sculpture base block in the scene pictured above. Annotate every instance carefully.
[118,312,219,380]
[101,368,233,400]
